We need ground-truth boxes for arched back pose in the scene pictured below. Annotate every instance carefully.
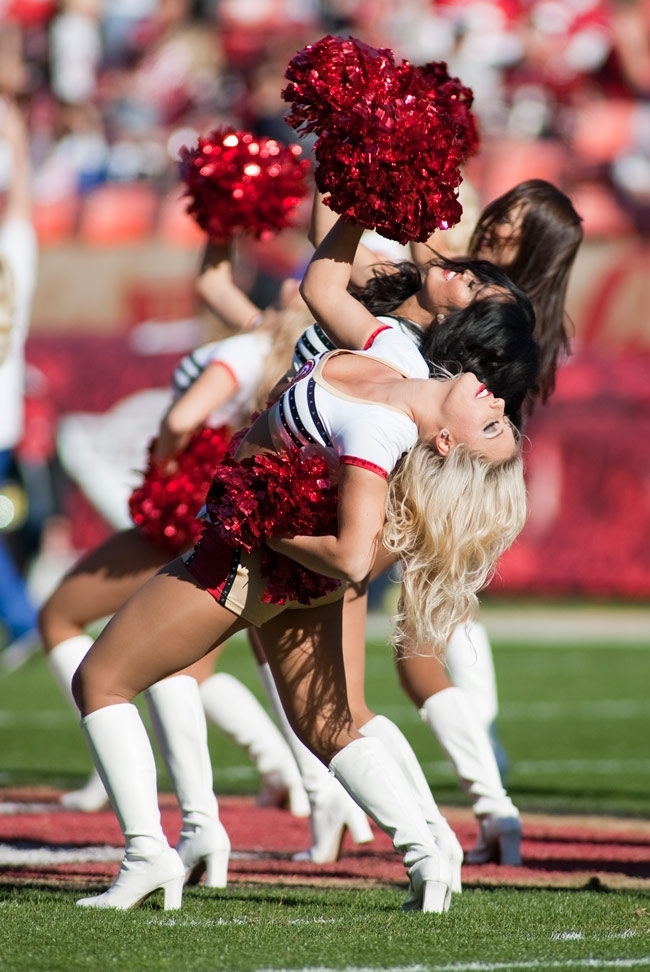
[69,214,530,913]
[306,180,583,867]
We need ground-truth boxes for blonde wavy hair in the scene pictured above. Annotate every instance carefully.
[252,299,313,412]
[383,441,527,655]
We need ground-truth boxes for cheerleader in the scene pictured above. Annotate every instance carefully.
[308,179,583,866]
[38,242,321,887]
[67,213,532,913]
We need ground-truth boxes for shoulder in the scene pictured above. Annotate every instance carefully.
[365,321,429,379]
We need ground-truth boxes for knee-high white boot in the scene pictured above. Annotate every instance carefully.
[445,622,498,726]
[257,662,374,862]
[330,737,450,912]
[360,715,463,893]
[445,621,509,779]
[77,703,185,909]
[46,635,109,812]
[420,687,522,865]
[145,676,230,888]
[199,672,310,817]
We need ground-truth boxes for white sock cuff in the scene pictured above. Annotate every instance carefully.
[445,622,498,726]
[420,685,470,721]
[80,701,138,731]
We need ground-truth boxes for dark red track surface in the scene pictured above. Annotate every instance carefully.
[2,788,650,893]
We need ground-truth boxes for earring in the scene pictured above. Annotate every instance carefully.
[436,313,446,324]
[441,429,450,439]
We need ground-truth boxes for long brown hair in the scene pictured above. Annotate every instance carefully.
[469,179,583,406]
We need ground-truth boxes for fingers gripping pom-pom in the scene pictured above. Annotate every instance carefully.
[282,35,479,244]
[179,128,310,241]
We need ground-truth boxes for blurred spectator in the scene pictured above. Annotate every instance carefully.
[0,19,31,99]
[100,0,157,69]
[49,0,103,105]
[610,0,650,96]
[32,99,109,202]
[0,97,40,669]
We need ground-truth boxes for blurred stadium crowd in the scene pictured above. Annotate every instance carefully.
[0,0,649,244]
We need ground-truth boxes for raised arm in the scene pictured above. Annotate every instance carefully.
[195,240,262,333]
[0,98,31,223]
[153,362,238,465]
[300,215,383,350]
[308,190,381,289]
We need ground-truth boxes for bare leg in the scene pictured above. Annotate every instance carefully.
[74,558,248,713]
[39,529,171,810]
[73,559,247,909]
[340,582,374,725]
[343,580,463,890]
[260,601,449,913]
[196,631,310,817]
[255,616,374,861]
[39,528,167,652]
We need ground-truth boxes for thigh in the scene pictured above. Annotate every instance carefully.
[74,557,249,714]
[259,600,359,763]
[341,583,373,725]
[180,644,228,683]
[39,528,168,648]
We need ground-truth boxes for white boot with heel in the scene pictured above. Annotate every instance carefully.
[145,675,230,887]
[77,703,185,909]
[330,736,450,913]
[420,686,522,866]
[257,662,374,862]
[360,714,463,893]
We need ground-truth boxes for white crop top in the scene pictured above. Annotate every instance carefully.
[269,328,429,478]
[171,331,272,428]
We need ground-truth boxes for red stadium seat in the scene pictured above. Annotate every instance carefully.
[32,196,80,245]
[156,189,205,248]
[478,139,568,203]
[78,183,158,246]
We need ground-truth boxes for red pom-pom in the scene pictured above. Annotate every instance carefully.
[282,35,479,244]
[202,447,340,604]
[179,128,310,241]
[129,425,232,555]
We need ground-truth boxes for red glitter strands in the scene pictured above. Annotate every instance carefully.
[282,34,480,245]
[179,128,310,241]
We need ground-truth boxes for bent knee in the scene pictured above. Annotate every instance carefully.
[71,654,132,717]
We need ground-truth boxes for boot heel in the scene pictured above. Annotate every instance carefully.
[203,847,230,888]
[162,875,184,910]
[178,825,231,887]
[346,805,374,845]
[421,879,450,914]
[449,857,462,895]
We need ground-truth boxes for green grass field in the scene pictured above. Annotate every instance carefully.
[2,603,650,971]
